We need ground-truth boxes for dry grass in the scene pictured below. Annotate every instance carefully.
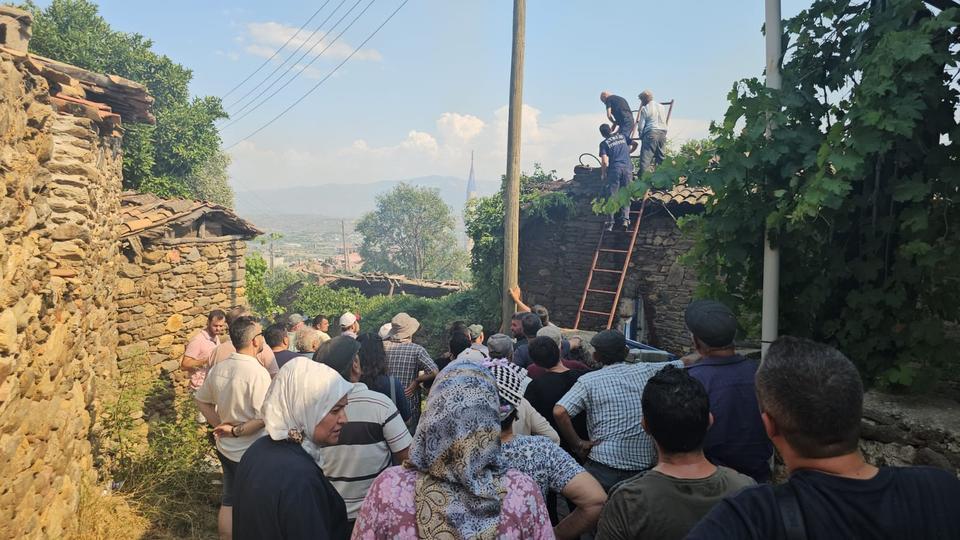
[70,483,149,540]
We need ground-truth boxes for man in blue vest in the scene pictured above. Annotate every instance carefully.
[599,123,637,231]
[684,300,773,483]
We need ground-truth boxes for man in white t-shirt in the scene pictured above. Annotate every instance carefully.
[195,316,271,540]
[317,336,412,531]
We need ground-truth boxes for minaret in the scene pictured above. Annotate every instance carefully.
[464,151,478,251]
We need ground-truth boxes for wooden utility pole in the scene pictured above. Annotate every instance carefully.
[501,0,525,332]
[341,220,350,273]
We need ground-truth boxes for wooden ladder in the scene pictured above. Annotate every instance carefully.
[573,191,651,330]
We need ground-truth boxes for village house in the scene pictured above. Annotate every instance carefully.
[518,164,709,354]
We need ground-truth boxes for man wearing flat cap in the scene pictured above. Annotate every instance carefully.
[685,300,772,483]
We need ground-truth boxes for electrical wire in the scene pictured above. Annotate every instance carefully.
[225,0,345,111]
[221,2,332,100]
[222,0,375,129]
[224,0,410,150]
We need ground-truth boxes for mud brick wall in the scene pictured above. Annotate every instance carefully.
[116,239,247,417]
[518,166,701,355]
[0,52,123,538]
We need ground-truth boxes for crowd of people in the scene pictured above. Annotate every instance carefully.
[180,296,960,540]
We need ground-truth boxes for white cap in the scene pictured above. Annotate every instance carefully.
[339,312,358,328]
[378,322,393,339]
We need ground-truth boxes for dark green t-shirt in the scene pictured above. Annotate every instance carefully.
[596,466,755,540]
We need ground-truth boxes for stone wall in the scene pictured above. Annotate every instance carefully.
[0,52,123,538]
[117,239,247,414]
[860,391,960,474]
[518,166,701,355]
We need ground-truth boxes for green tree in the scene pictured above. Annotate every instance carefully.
[465,164,572,320]
[355,183,466,280]
[600,0,960,389]
[22,0,232,204]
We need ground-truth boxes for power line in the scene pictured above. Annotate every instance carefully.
[225,0,345,112]
[222,0,376,130]
[225,0,410,150]
[220,2,332,100]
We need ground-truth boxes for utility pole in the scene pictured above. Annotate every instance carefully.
[761,0,781,359]
[341,220,350,273]
[501,0,526,332]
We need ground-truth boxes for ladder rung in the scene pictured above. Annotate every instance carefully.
[598,248,629,254]
[592,268,622,274]
[581,309,613,316]
[587,289,616,295]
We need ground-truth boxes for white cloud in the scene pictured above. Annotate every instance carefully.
[228,105,711,192]
[436,113,485,141]
[244,21,382,62]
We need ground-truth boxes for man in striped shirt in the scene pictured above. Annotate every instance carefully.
[316,336,412,529]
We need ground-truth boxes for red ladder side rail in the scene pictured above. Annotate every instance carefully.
[573,222,610,329]
[606,190,651,329]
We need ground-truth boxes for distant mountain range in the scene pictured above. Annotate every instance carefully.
[234,175,500,220]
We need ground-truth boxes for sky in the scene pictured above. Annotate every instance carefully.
[38,0,812,191]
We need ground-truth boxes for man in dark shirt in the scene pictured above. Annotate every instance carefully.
[510,312,542,368]
[599,123,636,231]
[684,300,772,482]
[600,91,636,141]
[524,336,588,447]
[687,336,960,539]
[264,323,301,369]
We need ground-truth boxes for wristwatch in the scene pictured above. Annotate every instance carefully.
[231,424,240,437]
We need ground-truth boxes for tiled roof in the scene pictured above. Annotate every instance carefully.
[543,166,713,208]
[0,45,154,129]
[120,192,261,241]
[648,180,712,207]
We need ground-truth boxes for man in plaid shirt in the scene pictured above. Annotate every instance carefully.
[383,313,438,430]
[555,329,688,493]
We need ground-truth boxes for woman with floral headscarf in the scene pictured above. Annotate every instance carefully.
[352,359,553,539]
[232,357,355,540]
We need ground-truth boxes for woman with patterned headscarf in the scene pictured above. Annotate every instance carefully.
[352,359,553,539]
[232,357,354,540]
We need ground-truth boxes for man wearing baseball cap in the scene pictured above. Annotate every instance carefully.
[339,312,360,339]
[685,299,772,483]
[555,329,690,492]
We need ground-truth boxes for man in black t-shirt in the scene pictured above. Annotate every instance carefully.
[600,91,635,142]
[524,336,588,452]
[687,337,960,539]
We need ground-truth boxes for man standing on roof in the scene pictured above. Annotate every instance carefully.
[636,89,669,174]
[600,91,636,142]
[599,123,635,231]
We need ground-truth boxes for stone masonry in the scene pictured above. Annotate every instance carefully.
[0,8,154,537]
[518,165,706,355]
[117,238,249,415]
[0,49,125,538]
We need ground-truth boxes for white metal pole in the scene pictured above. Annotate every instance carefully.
[761,0,781,359]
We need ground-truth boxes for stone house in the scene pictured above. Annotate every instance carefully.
[116,192,260,412]
[518,165,709,355]
[0,7,153,537]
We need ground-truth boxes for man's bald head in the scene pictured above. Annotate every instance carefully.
[600,91,612,103]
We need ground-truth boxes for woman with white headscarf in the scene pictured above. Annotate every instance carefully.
[232,357,354,540]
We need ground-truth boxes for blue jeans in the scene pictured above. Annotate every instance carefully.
[606,166,633,223]
[639,129,667,173]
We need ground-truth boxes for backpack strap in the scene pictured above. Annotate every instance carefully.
[774,483,808,540]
